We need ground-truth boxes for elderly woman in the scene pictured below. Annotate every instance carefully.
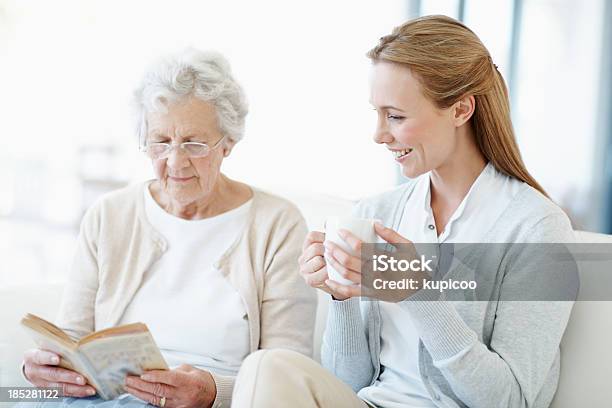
[20,49,316,408]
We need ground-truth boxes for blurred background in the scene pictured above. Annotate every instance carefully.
[0,0,611,287]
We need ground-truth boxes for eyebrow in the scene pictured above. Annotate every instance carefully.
[369,102,405,112]
[148,133,210,141]
[379,105,405,112]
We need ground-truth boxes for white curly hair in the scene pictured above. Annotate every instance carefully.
[133,48,248,146]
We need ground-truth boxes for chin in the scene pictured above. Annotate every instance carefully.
[400,165,426,180]
[165,186,201,203]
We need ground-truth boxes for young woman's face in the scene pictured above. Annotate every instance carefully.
[369,61,457,178]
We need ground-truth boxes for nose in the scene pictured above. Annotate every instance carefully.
[373,119,394,145]
[166,145,190,170]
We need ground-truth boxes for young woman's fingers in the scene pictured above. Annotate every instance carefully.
[302,231,325,251]
[299,255,325,277]
[337,229,367,253]
[299,243,325,265]
[301,267,326,287]
[326,251,362,284]
[325,279,361,299]
[374,222,412,245]
[324,240,362,273]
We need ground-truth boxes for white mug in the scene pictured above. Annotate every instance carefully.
[324,216,379,286]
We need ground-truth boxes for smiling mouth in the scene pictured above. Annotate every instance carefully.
[392,148,413,159]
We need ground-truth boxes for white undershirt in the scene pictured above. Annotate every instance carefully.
[118,183,252,376]
[358,162,524,407]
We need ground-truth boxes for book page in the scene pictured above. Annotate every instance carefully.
[78,332,168,400]
[21,313,76,347]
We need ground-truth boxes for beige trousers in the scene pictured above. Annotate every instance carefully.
[232,349,372,408]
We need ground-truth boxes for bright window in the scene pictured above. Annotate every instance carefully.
[0,0,407,286]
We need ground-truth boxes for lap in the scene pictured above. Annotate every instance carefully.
[236,349,369,408]
[13,394,153,408]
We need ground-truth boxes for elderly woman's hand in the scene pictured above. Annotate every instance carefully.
[124,364,216,408]
[23,349,97,397]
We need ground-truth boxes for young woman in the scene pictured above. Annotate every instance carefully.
[232,15,577,408]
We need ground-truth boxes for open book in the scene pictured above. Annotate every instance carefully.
[21,313,169,400]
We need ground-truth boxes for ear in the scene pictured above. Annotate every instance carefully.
[452,95,476,127]
[222,138,237,157]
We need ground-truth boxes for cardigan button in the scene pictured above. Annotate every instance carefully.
[428,224,435,230]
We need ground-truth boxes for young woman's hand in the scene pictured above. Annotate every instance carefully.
[124,364,216,408]
[23,348,97,397]
[299,231,345,298]
[299,226,375,301]
[300,223,427,302]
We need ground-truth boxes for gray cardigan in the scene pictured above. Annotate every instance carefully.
[321,179,577,408]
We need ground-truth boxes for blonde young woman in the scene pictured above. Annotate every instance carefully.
[232,15,577,408]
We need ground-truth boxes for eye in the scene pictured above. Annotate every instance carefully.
[386,114,405,121]
[148,136,169,144]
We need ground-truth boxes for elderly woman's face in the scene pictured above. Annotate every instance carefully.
[146,97,227,205]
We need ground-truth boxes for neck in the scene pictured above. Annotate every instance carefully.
[429,125,487,208]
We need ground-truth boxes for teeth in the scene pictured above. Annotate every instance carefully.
[393,148,413,158]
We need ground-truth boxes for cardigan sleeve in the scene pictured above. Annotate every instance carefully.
[320,297,374,392]
[320,200,376,391]
[54,204,101,340]
[258,210,317,357]
[209,372,234,408]
[400,213,578,408]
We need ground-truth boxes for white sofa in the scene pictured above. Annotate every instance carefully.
[1,193,611,407]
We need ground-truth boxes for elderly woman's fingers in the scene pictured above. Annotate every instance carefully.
[174,364,196,372]
[299,243,325,265]
[139,370,181,386]
[39,381,96,398]
[34,364,87,386]
[324,241,362,274]
[124,385,168,407]
[125,375,176,399]
[299,256,325,277]
[302,231,325,251]
[325,251,362,284]
[25,349,60,366]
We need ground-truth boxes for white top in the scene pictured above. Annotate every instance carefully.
[118,183,252,376]
[359,162,524,407]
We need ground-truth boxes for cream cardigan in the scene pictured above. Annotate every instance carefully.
[53,181,317,407]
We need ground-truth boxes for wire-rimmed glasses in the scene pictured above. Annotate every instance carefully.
[140,135,226,160]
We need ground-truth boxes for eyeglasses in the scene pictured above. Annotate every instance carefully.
[140,135,226,160]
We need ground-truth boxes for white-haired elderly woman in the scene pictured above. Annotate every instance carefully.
[19,49,316,408]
